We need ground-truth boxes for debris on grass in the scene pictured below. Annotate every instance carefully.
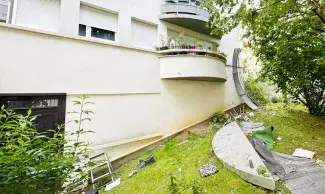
[104,178,121,191]
[177,140,188,146]
[241,122,264,134]
[252,126,275,149]
[105,104,325,194]
[257,166,271,177]
[198,162,218,177]
[292,148,315,159]
[277,136,282,141]
[128,155,155,177]
[84,189,99,194]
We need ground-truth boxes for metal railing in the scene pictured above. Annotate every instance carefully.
[161,0,209,19]
[162,0,203,6]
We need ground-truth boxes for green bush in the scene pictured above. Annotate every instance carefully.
[211,111,227,131]
[0,95,94,194]
[245,77,271,105]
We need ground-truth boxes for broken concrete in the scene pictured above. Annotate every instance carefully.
[198,162,218,177]
[212,122,275,190]
[292,148,315,159]
[241,122,264,134]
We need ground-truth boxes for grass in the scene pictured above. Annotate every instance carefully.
[103,104,325,194]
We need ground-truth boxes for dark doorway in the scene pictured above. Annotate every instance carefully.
[0,94,66,136]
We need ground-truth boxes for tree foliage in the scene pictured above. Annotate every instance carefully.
[203,0,325,115]
[0,95,94,193]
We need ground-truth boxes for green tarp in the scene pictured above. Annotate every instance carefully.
[252,126,275,149]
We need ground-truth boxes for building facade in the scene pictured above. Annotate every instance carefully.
[0,0,242,160]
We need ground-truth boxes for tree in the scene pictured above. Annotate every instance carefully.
[203,0,325,115]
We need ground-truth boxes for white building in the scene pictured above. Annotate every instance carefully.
[0,0,242,162]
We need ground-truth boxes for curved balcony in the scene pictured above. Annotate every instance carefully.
[160,1,217,37]
[159,49,227,82]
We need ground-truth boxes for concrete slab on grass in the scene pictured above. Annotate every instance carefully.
[212,122,275,190]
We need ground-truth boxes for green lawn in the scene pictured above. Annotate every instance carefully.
[103,104,325,194]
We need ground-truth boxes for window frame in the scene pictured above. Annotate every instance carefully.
[78,23,116,42]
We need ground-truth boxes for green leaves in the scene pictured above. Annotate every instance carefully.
[206,0,325,115]
[0,95,95,193]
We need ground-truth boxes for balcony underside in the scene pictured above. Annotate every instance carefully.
[160,3,219,38]
[160,14,218,38]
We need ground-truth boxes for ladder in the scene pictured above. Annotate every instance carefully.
[89,152,114,189]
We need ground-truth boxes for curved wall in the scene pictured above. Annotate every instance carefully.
[160,55,227,81]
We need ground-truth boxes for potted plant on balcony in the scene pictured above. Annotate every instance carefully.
[180,44,187,49]
[176,32,185,49]
[159,34,169,51]
[196,41,203,50]
[190,37,196,49]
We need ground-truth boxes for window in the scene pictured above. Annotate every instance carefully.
[79,5,117,41]
[0,0,12,23]
[79,24,86,36]
[91,26,115,41]
[3,97,59,109]
[78,24,115,41]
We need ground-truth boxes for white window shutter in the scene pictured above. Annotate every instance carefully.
[15,0,61,32]
[79,5,117,32]
[131,19,157,50]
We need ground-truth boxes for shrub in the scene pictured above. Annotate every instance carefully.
[0,95,94,193]
[211,111,227,131]
[245,77,271,105]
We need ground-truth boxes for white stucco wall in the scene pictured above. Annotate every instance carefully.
[0,0,243,158]
[0,26,160,94]
[0,24,242,158]
[219,27,241,65]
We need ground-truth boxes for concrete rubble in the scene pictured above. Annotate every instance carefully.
[212,122,275,190]
[198,162,218,177]
[212,121,325,193]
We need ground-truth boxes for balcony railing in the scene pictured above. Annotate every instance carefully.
[159,48,227,82]
[163,0,203,7]
[158,49,227,63]
[160,0,215,37]
[161,0,209,20]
